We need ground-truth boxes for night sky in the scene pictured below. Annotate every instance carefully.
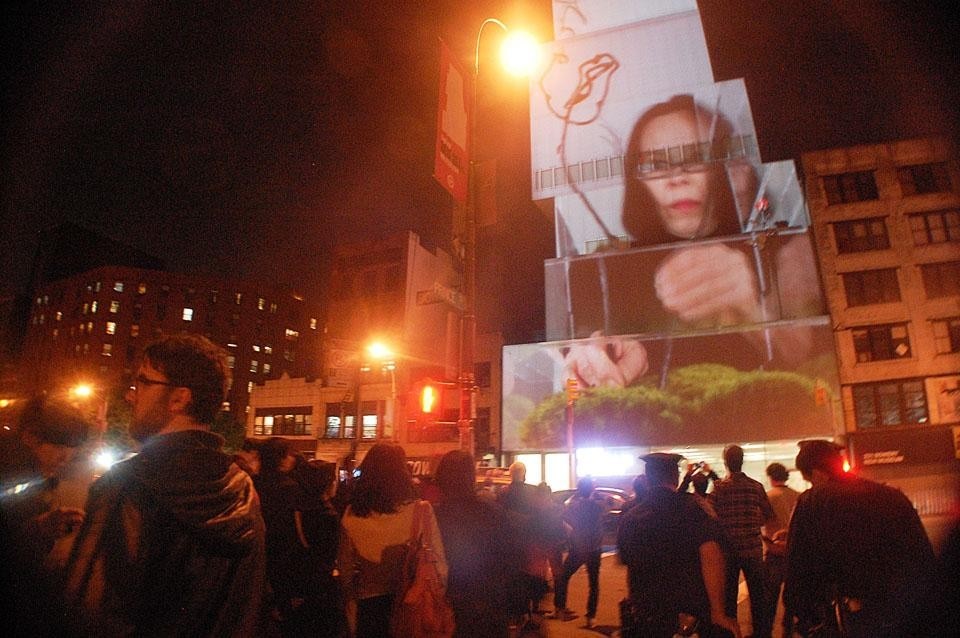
[2,1,957,341]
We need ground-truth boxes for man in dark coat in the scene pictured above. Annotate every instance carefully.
[64,334,266,636]
[783,440,935,638]
[617,453,740,638]
[552,477,604,626]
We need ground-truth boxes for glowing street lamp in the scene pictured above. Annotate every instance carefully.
[364,340,398,435]
[458,20,540,457]
[70,383,95,400]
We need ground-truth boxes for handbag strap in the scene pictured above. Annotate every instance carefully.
[408,500,425,544]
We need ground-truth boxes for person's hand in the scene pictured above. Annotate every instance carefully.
[564,332,648,388]
[655,243,761,327]
[34,507,85,541]
[710,610,742,638]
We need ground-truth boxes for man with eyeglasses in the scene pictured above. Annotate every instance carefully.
[64,333,266,636]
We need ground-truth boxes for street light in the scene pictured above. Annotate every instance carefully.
[363,340,398,437]
[459,19,540,457]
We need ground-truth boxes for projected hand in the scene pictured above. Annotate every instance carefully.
[564,331,648,388]
[654,243,761,327]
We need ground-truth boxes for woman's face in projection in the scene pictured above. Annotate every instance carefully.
[637,111,718,239]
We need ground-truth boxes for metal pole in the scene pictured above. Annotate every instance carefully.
[566,398,575,489]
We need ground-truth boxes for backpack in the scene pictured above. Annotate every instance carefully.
[390,500,456,638]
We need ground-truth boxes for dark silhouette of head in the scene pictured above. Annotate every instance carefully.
[641,453,682,489]
[350,442,416,516]
[795,439,846,482]
[766,462,789,484]
[142,333,229,424]
[723,444,744,473]
[691,471,710,496]
[576,476,595,498]
[436,449,476,500]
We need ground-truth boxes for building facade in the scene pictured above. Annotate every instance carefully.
[20,265,322,420]
[246,231,504,468]
[802,137,960,537]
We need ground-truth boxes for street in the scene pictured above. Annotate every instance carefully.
[529,551,770,638]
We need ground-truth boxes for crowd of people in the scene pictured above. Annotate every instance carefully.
[1,331,956,637]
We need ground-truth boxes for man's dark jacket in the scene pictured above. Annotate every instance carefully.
[64,430,266,637]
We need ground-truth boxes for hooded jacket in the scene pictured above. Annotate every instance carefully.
[64,430,266,637]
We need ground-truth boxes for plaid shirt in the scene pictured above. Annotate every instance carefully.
[710,471,774,560]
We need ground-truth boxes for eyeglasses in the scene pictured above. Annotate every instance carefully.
[634,160,712,181]
[130,374,179,391]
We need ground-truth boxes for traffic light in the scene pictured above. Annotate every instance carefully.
[566,377,580,404]
[409,377,445,422]
[420,380,439,414]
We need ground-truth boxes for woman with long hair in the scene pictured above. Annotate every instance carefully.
[338,443,447,637]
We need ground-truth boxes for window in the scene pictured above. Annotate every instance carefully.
[182,307,194,321]
[909,210,960,246]
[256,407,312,436]
[832,217,890,253]
[263,362,271,375]
[137,283,147,295]
[234,292,242,305]
[109,300,120,313]
[842,269,900,306]
[90,301,98,314]
[250,360,259,373]
[474,361,492,388]
[105,321,117,335]
[252,344,261,352]
[932,318,960,354]
[897,162,952,195]
[324,403,343,438]
[309,318,318,330]
[130,324,139,337]
[361,401,379,439]
[822,170,878,204]
[55,311,62,321]
[285,329,299,340]
[113,281,124,293]
[920,261,960,298]
[102,343,112,356]
[264,345,272,354]
[852,379,928,428]
[852,324,910,362]
[226,355,236,369]
[270,302,277,314]
[257,297,266,310]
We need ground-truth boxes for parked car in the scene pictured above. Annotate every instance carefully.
[552,486,629,548]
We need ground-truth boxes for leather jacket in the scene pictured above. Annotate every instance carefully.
[64,430,266,637]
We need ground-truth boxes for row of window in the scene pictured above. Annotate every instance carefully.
[842,261,960,307]
[822,162,953,205]
[850,318,959,362]
[833,209,960,253]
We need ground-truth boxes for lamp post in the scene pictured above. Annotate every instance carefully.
[459,19,539,459]
[364,340,398,438]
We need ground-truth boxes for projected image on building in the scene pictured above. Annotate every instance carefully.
[502,320,839,452]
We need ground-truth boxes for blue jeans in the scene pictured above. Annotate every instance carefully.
[554,548,601,618]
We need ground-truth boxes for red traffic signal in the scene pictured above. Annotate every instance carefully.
[409,377,445,420]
